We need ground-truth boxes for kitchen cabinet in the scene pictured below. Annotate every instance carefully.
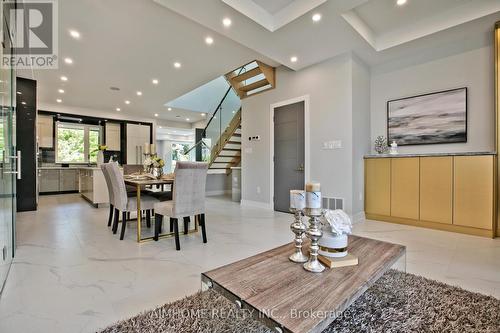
[79,168,110,206]
[38,115,53,148]
[39,169,60,193]
[126,123,150,164]
[105,122,121,151]
[39,168,80,193]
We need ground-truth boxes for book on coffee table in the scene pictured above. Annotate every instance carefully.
[318,253,358,268]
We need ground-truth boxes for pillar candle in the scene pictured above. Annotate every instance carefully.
[290,190,306,210]
[305,182,322,209]
[144,143,150,155]
[150,144,156,155]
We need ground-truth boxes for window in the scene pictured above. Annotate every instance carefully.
[56,122,102,163]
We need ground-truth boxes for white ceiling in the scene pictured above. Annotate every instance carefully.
[19,0,276,124]
[20,0,500,125]
[155,0,500,70]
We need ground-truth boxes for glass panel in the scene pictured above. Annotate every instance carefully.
[57,125,85,163]
[0,6,15,292]
[88,128,100,163]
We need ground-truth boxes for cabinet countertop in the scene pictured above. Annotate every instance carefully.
[364,152,496,159]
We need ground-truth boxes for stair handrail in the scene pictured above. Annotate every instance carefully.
[181,138,210,156]
[202,67,245,138]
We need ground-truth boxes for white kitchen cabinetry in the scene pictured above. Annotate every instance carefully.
[105,122,121,151]
[79,168,111,206]
[38,115,54,148]
[39,169,60,193]
[126,124,150,164]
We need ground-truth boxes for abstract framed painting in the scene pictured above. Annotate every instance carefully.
[387,87,467,146]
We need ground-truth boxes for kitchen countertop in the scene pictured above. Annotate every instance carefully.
[364,151,496,158]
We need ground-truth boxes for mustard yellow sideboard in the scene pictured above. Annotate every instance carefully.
[364,153,497,238]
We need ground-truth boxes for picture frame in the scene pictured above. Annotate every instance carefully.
[387,87,468,146]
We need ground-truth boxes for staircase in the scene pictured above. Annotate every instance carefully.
[207,109,241,174]
[196,60,275,174]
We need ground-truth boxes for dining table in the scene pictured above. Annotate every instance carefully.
[124,176,199,243]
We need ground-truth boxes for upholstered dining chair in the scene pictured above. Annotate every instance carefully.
[104,163,160,240]
[101,164,116,228]
[154,161,208,250]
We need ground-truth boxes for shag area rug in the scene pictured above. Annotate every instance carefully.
[99,270,500,333]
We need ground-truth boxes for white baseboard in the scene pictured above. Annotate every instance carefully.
[352,211,366,224]
[240,199,273,210]
[206,190,231,197]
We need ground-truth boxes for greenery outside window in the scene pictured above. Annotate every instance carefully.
[56,122,102,164]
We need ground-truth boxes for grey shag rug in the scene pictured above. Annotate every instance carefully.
[99,270,500,333]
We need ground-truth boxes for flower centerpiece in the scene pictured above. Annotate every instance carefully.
[143,155,165,179]
[318,210,352,258]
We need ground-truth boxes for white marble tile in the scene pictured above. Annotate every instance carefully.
[0,194,498,333]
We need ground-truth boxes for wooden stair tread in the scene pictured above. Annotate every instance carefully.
[240,79,269,93]
[232,68,261,83]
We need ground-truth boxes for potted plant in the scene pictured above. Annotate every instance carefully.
[319,210,352,258]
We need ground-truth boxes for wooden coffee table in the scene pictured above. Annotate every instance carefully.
[201,235,405,333]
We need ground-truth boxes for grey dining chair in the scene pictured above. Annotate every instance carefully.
[101,164,115,228]
[103,163,160,240]
[154,161,208,250]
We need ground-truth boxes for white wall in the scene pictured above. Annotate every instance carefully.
[370,45,495,154]
[241,54,371,215]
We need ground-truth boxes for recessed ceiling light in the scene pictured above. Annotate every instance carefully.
[396,0,407,5]
[60,76,68,81]
[158,126,162,129]
[222,18,232,27]
[136,91,142,96]
[290,56,298,63]
[186,118,190,121]
[167,107,172,111]
[205,36,214,45]
[21,101,26,105]
[152,79,159,85]
[201,113,206,117]
[16,91,21,95]
[125,100,130,105]
[154,113,159,117]
[56,99,62,103]
[116,107,121,111]
[174,62,181,68]
[64,57,73,64]
[312,13,322,22]
[69,29,81,39]
[58,89,65,94]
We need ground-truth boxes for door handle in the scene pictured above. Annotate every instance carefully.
[295,164,304,172]
[4,151,21,180]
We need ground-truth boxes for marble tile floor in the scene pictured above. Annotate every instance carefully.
[0,194,499,333]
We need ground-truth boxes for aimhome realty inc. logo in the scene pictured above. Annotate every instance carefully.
[3,0,58,69]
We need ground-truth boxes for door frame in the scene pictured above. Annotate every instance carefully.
[270,95,310,210]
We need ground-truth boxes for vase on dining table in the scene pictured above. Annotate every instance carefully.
[151,167,163,179]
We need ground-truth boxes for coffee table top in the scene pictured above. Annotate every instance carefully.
[202,235,405,333]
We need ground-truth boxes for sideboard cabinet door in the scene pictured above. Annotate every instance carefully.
[365,158,391,216]
[391,158,420,220]
[420,157,453,224]
[453,156,493,230]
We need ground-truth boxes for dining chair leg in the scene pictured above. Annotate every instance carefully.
[146,210,151,228]
[172,218,180,250]
[120,211,127,240]
[108,204,114,227]
[170,219,174,232]
[200,213,207,244]
[112,208,120,234]
[183,216,190,235]
[154,214,163,241]
[127,212,131,220]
